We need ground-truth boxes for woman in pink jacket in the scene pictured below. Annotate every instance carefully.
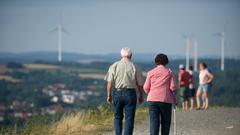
[144,53,177,135]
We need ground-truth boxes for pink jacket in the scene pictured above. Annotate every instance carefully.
[143,65,177,103]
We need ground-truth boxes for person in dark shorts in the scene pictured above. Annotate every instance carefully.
[187,66,196,110]
[178,64,191,111]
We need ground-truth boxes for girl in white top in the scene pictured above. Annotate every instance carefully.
[196,63,214,110]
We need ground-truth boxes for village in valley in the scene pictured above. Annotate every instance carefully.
[0,62,106,125]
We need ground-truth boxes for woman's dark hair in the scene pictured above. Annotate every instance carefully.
[189,65,193,71]
[155,53,169,65]
[201,62,208,69]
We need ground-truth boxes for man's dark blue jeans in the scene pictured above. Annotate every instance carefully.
[113,89,137,135]
[148,101,172,135]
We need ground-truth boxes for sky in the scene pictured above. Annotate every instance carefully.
[0,0,240,58]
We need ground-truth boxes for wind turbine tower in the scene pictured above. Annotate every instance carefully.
[50,16,68,63]
[220,32,225,71]
[58,23,62,62]
[193,39,198,72]
[185,37,190,70]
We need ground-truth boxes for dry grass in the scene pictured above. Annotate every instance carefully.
[0,75,21,83]
[1,106,148,135]
[79,73,105,80]
[50,106,148,135]
[50,106,114,135]
[24,64,61,70]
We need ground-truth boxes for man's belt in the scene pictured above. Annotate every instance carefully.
[115,88,135,91]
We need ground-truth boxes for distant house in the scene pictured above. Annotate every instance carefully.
[10,100,33,111]
[44,105,63,115]
[14,112,32,119]
[42,88,55,96]
[62,94,75,104]
[51,96,59,103]
[87,91,93,96]
[0,103,6,113]
[48,83,65,90]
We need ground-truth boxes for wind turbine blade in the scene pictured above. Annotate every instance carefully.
[49,28,58,34]
[212,33,221,37]
[62,28,70,35]
[59,13,63,25]
[223,20,228,33]
[180,33,187,39]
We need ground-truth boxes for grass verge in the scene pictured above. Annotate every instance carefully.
[50,105,148,135]
[1,105,148,135]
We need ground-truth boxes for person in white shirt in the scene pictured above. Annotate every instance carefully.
[196,63,214,110]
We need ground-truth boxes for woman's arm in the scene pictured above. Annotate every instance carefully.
[170,72,177,104]
[143,73,151,93]
[170,72,177,92]
[206,71,214,83]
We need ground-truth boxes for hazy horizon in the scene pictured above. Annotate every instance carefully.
[1,0,240,57]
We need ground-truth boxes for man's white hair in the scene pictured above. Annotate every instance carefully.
[121,47,132,57]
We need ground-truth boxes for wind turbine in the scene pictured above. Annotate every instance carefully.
[182,34,191,70]
[49,16,68,63]
[214,31,225,71]
[214,20,227,71]
[220,32,225,71]
[193,38,198,72]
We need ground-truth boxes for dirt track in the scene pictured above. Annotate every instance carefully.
[104,107,240,135]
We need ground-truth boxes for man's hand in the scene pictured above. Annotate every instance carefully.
[138,95,144,104]
[107,82,112,104]
[107,95,112,104]
[137,85,144,104]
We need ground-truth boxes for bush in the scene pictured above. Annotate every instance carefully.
[7,62,23,69]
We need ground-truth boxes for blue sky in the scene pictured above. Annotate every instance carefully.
[0,0,239,57]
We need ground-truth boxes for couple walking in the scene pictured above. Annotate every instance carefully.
[105,47,177,135]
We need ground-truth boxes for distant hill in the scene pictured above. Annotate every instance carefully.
[0,51,184,64]
[0,52,106,64]
[0,51,239,64]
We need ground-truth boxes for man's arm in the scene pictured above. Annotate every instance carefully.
[107,81,112,104]
[135,65,145,104]
[137,85,144,104]
[104,64,115,105]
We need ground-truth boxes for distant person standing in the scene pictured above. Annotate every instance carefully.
[178,64,191,111]
[196,63,214,110]
[105,47,145,135]
[144,53,177,135]
[201,67,214,109]
[187,66,196,110]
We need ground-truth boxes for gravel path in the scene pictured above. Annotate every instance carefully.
[104,107,240,135]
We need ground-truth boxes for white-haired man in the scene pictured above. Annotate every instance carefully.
[105,47,145,135]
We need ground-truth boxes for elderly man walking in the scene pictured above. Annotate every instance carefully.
[105,47,145,135]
